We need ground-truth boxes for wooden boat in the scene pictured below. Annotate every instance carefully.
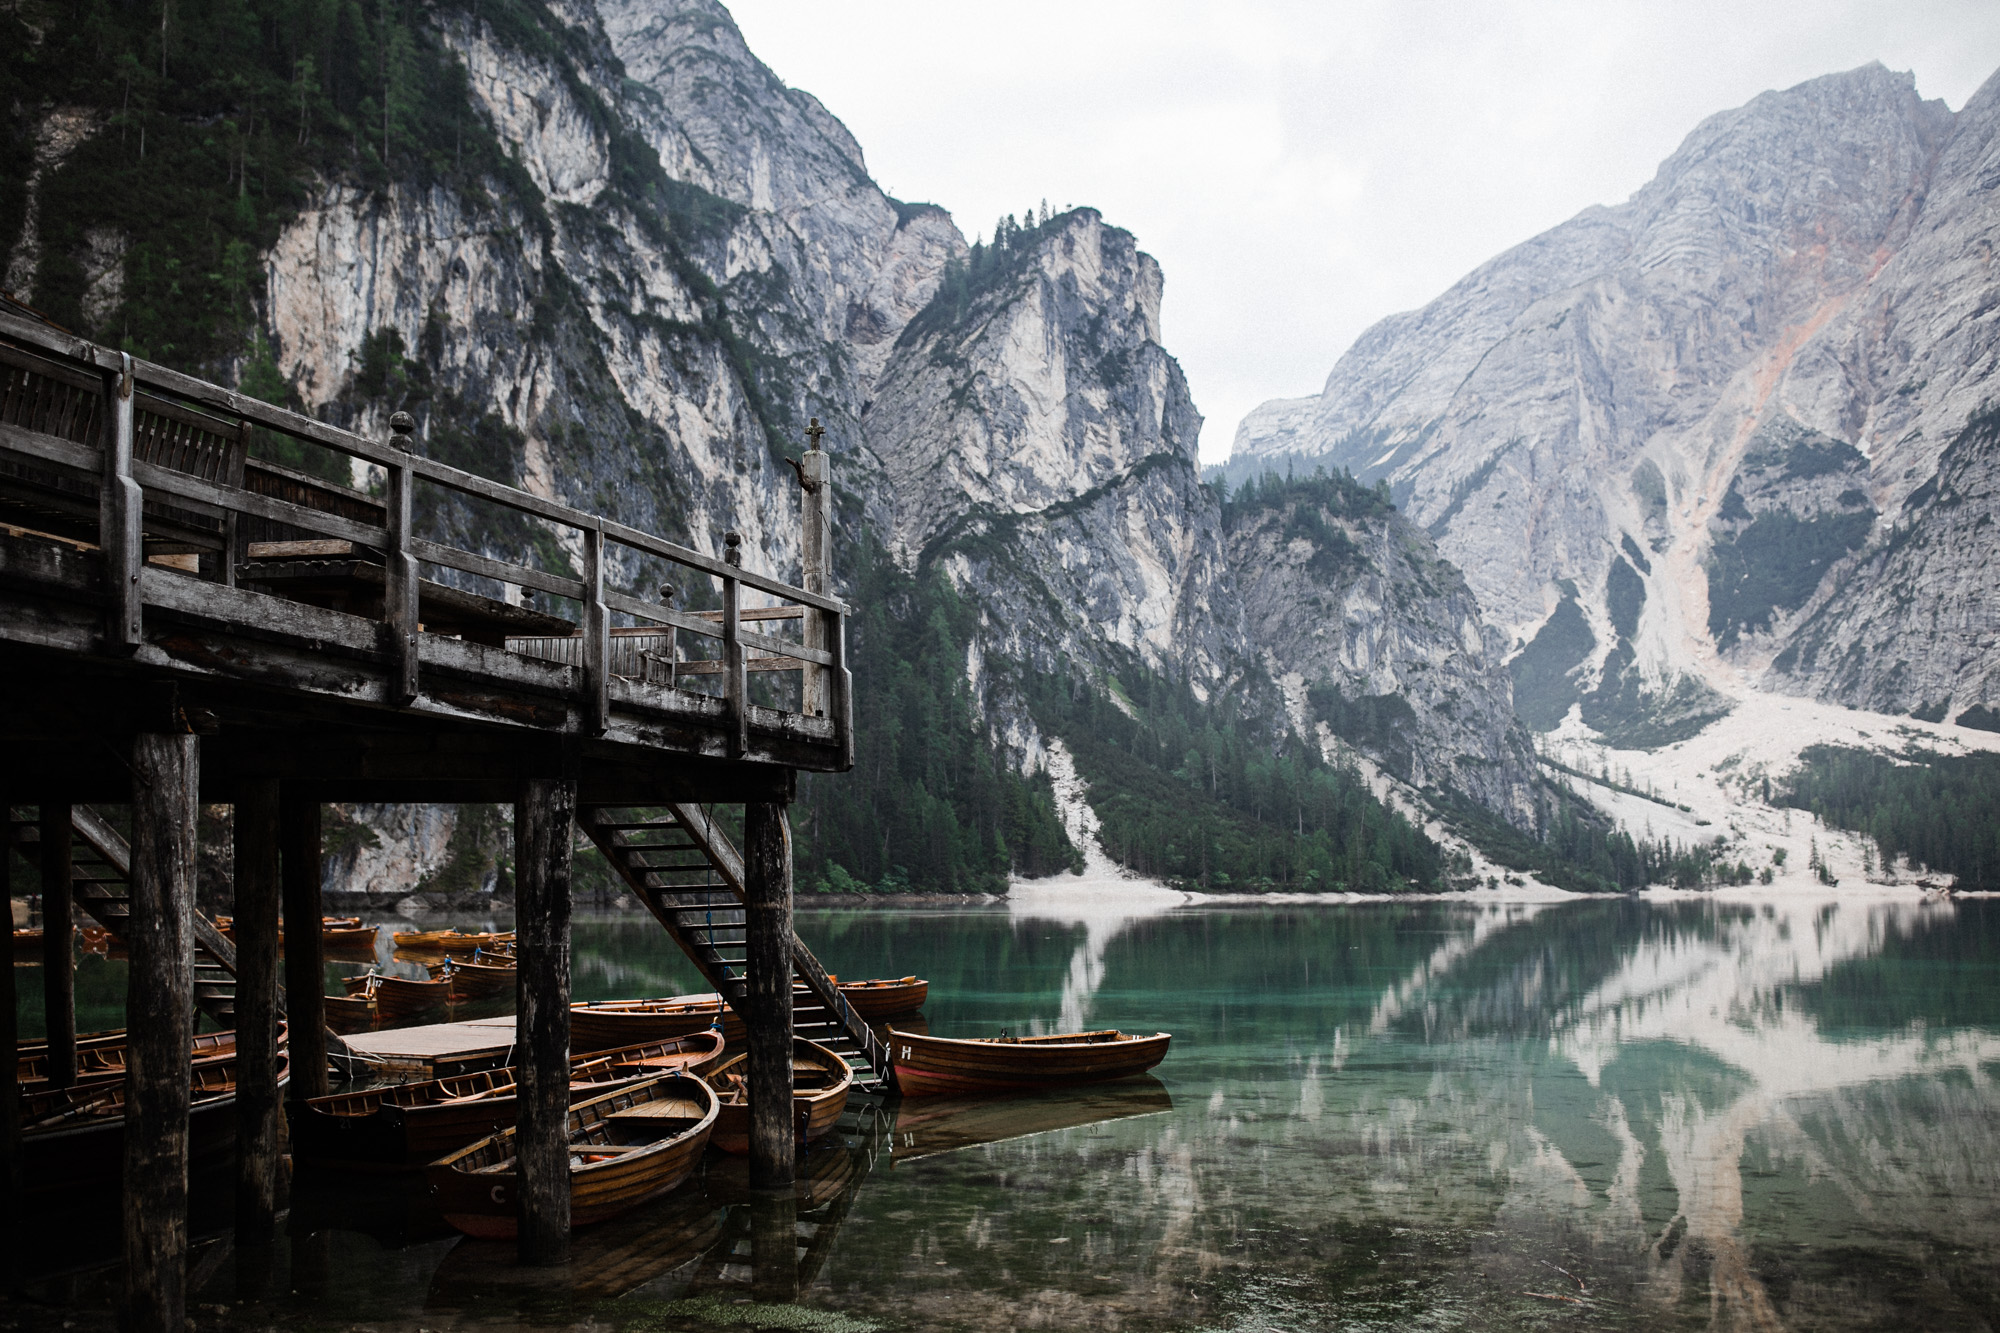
[324,991,378,1035]
[428,1074,718,1239]
[345,971,454,1021]
[17,1025,276,1091]
[835,976,928,1019]
[391,928,513,953]
[570,997,724,1053]
[426,955,514,1000]
[887,1027,1171,1096]
[705,1038,852,1156]
[20,1047,290,1191]
[294,1032,725,1170]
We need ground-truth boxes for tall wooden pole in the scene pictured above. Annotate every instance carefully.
[515,777,575,1264]
[38,803,75,1090]
[0,790,21,1283]
[743,801,794,1191]
[232,780,282,1239]
[124,731,198,1333]
[279,793,327,1100]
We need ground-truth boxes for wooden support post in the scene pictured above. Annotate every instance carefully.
[383,412,419,707]
[124,731,198,1333]
[750,1190,799,1302]
[280,793,328,1101]
[39,802,75,1090]
[723,533,746,758]
[232,780,282,1240]
[0,790,21,1282]
[581,523,608,736]
[100,352,142,653]
[743,800,794,1191]
[515,776,575,1265]
[798,421,832,722]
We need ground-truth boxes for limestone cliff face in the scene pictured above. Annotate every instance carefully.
[1233,63,2000,736]
[228,0,1548,888]
[1222,478,1539,824]
[862,211,1239,688]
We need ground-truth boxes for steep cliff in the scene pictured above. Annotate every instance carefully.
[1220,471,1539,825]
[4,0,1546,895]
[1232,63,2000,739]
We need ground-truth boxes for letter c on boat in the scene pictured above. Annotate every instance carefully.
[490,1186,506,1204]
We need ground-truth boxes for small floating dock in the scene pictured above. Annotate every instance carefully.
[338,1016,520,1077]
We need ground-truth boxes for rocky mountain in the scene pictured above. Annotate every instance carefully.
[4,0,1545,898]
[1231,63,2000,741]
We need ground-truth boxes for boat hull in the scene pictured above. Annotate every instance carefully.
[427,1075,716,1238]
[706,1039,852,1155]
[295,1033,726,1169]
[570,1003,719,1053]
[837,978,928,1020]
[888,1029,1171,1096]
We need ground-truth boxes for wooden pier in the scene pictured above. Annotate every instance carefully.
[0,307,863,1327]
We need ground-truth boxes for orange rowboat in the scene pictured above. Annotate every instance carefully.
[569,997,724,1053]
[292,1033,723,1169]
[887,1028,1171,1097]
[391,928,513,953]
[704,1038,852,1155]
[428,1074,717,1239]
[835,976,928,1019]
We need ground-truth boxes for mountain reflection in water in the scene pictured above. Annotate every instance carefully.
[152,895,2000,1332]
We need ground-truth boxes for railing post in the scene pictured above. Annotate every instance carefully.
[100,352,142,653]
[831,610,853,770]
[383,412,419,706]
[723,531,746,758]
[798,418,831,721]
[582,522,608,735]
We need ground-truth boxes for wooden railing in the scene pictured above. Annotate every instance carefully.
[0,310,851,761]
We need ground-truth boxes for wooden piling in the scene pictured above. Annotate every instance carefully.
[232,780,282,1239]
[515,777,575,1264]
[1,789,21,1281]
[743,800,795,1191]
[280,793,328,1100]
[750,1190,799,1302]
[38,802,75,1090]
[124,732,198,1333]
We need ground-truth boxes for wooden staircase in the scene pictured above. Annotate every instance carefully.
[6,804,274,1027]
[581,804,892,1090]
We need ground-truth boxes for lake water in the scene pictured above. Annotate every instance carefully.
[19,891,2000,1331]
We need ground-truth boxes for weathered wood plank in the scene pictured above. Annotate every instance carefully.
[408,538,587,602]
[123,730,197,1333]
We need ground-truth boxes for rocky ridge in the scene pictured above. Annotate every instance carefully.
[1232,63,2000,738]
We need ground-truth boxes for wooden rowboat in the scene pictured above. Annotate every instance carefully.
[570,997,724,1053]
[295,1031,725,1169]
[391,928,513,953]
[346,971,453,1021]
[20,1047,290,1191]
[17,1025,249,1091]
[887,1028,1171,1096]
[428,1074,718,1238]
[324,992,378,1035]
[705,1038,852,1156]
[426,955,515,999]
[836,976,928,1019]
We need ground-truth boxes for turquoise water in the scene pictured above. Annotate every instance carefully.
[16,893,2000,1331]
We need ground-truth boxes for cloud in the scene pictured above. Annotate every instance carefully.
[725,0,2000,461]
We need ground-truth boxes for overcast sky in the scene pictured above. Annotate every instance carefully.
[726,1,2000,463]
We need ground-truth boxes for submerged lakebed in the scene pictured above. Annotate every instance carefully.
[17,892,2000,1331]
